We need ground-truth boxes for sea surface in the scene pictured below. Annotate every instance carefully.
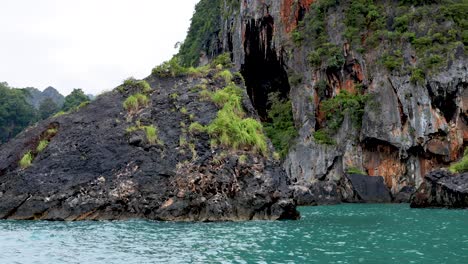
[0,204,466,264]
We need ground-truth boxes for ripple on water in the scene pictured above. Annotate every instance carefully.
[0,204,467,264]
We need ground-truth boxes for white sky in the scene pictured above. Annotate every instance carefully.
[0,0,199,96]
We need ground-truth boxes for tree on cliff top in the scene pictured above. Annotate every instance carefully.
[177,0,223,66]
[62,89,90,112]
[0,82,38,143]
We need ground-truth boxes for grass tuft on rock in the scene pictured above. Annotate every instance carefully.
[346,167,368,175]
[123,93,149,113]
[19,151,33,169]
[206,84,267,155]
[36,140,49,153]
[449,148,468,173]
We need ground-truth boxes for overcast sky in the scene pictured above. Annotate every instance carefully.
[0,0,199,96]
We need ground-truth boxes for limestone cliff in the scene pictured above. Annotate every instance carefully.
[181,0,467,201]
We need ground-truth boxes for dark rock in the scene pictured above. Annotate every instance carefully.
[394,186,416,203]
[339,174,392,203]
[410,170,468,209]
[0,73,299,221]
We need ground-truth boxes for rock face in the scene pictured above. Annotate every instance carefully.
[25,87,65,109]
[185,0,467,204]
[0,72,299,221]
[339,174,392,203]
[411,170,468,208]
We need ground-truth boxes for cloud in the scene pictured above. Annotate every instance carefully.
[0,0,199,95]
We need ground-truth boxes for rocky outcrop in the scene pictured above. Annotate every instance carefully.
[194,0,468,203]
[24,87,65,109]
[411,170,468,208]
[0,70,299,221]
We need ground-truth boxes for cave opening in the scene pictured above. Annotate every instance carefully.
[240,16,291,120]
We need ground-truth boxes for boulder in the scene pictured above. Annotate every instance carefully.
[339,174,392,203]
[411,170,468,208]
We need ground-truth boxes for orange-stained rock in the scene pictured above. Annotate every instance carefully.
[426,138,450,157]
[363,143,406,192]
[281,0,315,33]
[352,63,365,82]
[343,79,356,94]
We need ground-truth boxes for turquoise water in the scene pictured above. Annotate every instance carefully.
[0,204,466,264]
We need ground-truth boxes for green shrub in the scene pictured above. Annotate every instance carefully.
[19,151,33,168]
[126,123,162,145]
[143,125,159,145]
[263,93,297,158]
[211,53,233,68]
[36,140,49,153]
[206,84,267,155]
[53,111,67,118]
[313,130,335,145]
[187,66,210,77]
[238,154,248,164]
[123,93,149,113]
[346,167,367,175]
[46,128,58,136]
[76,101,90,110]
[137,80,152,93]
[123,77,137,87]
[288,73,303,86]
[180,107,188,114]
[449,148,468,173]
[189,122,205,134]
[210,83,243,111]
[410,68,426,84]
[381,52,404,71]
[315,80,328,99]
[152,57,188,77]
[216,70,233,83]
[292,29,304,44]
[321,90,369,133]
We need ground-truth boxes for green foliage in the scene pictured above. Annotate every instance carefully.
[46,128,58,136]
[315,79,329,99]
[321,90,369,132]
[346,167,368,175]
[36,140,49,153]
[170,93,179,100]
[381,51,404,71]
[152,57,189,78]
[288,73,303,86]
[19,151,33,169]
[0,82,38,143]
[410,68,426,84]
[314,90,369,144]
[210,83,243,111]
[38,98,59,120]
[53,111,67,118]
[180,107,188,114]
[206,84,267,155]
[177,0,223,66]
[123,93,149,113]
[344,0,385,47]
[62,89,90,112]
[211,53,233,68]
[189,122,205,134]
[313,130,336,145]
[263,93,298,158]
[216,70,233,83]
[143,125,159,145]
[449,148,468,173]
[126,123,162,145]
